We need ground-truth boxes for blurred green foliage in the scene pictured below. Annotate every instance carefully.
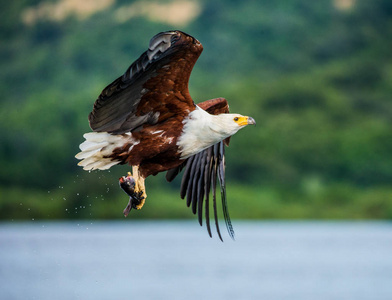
[0,0,391,221]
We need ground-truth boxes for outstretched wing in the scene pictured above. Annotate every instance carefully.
[166,98,234,241]
[89,31,203,134]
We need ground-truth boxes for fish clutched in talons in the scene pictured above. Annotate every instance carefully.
[119,172,146,217]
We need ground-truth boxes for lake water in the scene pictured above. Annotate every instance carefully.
[0,221,391,300]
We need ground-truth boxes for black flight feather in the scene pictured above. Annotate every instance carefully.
[191,152,202,214]
[180,155,193,199]
[211,143,223,241]
[204,147,213,237]
[186,153,200,207]
[218,142,235,240]
[196,151,206,225]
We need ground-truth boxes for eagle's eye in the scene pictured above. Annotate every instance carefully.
[234,117,239,122]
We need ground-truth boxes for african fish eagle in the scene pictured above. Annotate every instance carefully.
[75,31,255,240]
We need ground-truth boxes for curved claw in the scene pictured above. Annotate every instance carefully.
[131,191,145,210]
[123,192,146,217]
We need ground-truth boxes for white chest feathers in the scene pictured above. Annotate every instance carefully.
[177,106,242,159]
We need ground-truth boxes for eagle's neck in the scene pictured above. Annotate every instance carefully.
[177,106,233,159]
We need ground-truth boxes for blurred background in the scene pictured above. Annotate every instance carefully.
[1,0,391,221]
[1,1,392,300]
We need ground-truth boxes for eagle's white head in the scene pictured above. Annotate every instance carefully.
[177,107,256,159]
[210,113,256,137]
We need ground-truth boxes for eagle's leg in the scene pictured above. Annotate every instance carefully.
[132,165,147,210]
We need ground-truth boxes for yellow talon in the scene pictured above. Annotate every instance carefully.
[134,197,145,210]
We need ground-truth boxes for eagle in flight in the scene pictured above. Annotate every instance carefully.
[76,31,255,240]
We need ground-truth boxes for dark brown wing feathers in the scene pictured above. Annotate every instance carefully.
[89,31,203,133]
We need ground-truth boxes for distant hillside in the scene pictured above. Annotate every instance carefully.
[1,0,391,220]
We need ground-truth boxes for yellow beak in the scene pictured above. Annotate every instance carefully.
[238,116,256,126]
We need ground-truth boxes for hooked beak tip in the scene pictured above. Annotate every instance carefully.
[247,117,256,125]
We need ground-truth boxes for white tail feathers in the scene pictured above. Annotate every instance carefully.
[75,132,133,171]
